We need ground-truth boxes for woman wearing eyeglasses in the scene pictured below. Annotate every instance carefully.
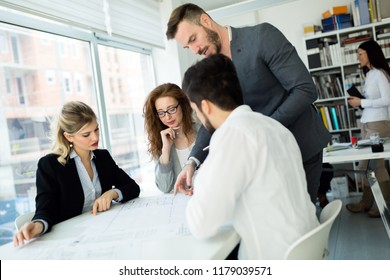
[347,40,390,217]
[143,83,200,193]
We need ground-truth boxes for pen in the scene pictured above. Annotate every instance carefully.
[203,145,210,151]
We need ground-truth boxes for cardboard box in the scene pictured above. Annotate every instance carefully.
[330,176,349,198]
[322,6,348,19]
[322,10,332,19]
[333,5,348,15]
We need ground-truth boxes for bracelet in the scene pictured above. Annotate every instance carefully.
[183,159,197,170]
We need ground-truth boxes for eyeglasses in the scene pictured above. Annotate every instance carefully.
[156,104,180,118]
[357,51,366,56]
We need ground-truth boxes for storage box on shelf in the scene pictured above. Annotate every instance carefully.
[305,21,390,193]
[321,13,353,32]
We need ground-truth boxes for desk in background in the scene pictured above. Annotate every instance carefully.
[0,193,239,259]
[323,142,390,164]
[322,141,390,190]
[323,142,390,238]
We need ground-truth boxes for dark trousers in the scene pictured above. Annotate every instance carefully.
[304,151,324,204]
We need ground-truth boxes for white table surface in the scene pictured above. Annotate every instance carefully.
[323,142,390,164]
[0,193,240,260]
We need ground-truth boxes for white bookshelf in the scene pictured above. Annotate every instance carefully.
[305,21,390,192]
[305,21,390,144]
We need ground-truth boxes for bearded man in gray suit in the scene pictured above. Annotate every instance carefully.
[166,3,331,204]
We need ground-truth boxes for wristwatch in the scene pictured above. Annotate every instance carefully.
[184,159,197,170]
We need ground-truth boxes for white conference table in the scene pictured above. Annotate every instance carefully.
[0,193,240,260]
[323,141,390,239]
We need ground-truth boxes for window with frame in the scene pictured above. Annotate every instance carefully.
[0,12,156,244]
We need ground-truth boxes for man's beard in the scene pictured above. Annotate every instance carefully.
[204,117,215,135]
[202,26,222,54]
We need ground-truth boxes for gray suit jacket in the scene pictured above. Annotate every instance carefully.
[191,23,330,162]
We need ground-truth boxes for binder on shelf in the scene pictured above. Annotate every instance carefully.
[357,0,370,25]
[368,0,377,22]
[324,107,334,131]
[318,105,343,131]
[312,71,343,99]
[339,104,348,129]
[330,106,341,130]
[351,0,359,26]
[308,53,321,69]
[377,0,390,20]
[319,107,329,130]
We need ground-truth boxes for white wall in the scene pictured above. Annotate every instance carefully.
[152,0,182,87]
[153,0,200,86]
[254,0,350,64]
[155,0,352,85]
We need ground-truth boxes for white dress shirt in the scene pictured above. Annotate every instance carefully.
[360,68,390,123]
[71,150,102,213]
[186,105,319,259]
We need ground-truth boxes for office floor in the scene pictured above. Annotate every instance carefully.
[324,195,390,260]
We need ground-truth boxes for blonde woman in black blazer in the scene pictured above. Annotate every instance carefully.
[13,101,140,246]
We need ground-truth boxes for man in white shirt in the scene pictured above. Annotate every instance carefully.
[180,54,319,260]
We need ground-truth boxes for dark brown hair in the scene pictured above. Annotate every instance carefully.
[166,3,208,39]
[183,54,244,111]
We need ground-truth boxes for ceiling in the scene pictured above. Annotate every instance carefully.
[187,0,248,11]
[177,0,297,19]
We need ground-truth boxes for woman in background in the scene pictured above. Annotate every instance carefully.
[347,40,390,217]
[13,101,140,246]
[143,83,200,193]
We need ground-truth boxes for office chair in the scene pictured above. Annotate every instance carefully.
[284,199,342,260]
[367,171,390,238]
[14,212,35,231]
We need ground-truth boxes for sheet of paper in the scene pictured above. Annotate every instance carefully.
[4,194,192,259]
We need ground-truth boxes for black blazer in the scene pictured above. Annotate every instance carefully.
[34,149,140,232]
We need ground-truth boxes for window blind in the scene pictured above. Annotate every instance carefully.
[0,0,164,47]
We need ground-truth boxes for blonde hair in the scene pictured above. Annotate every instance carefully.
[50,101,96,165]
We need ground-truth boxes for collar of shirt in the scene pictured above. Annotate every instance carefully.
[225,25,232,42]
[70,149,101,213]
[69,149,95,160]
